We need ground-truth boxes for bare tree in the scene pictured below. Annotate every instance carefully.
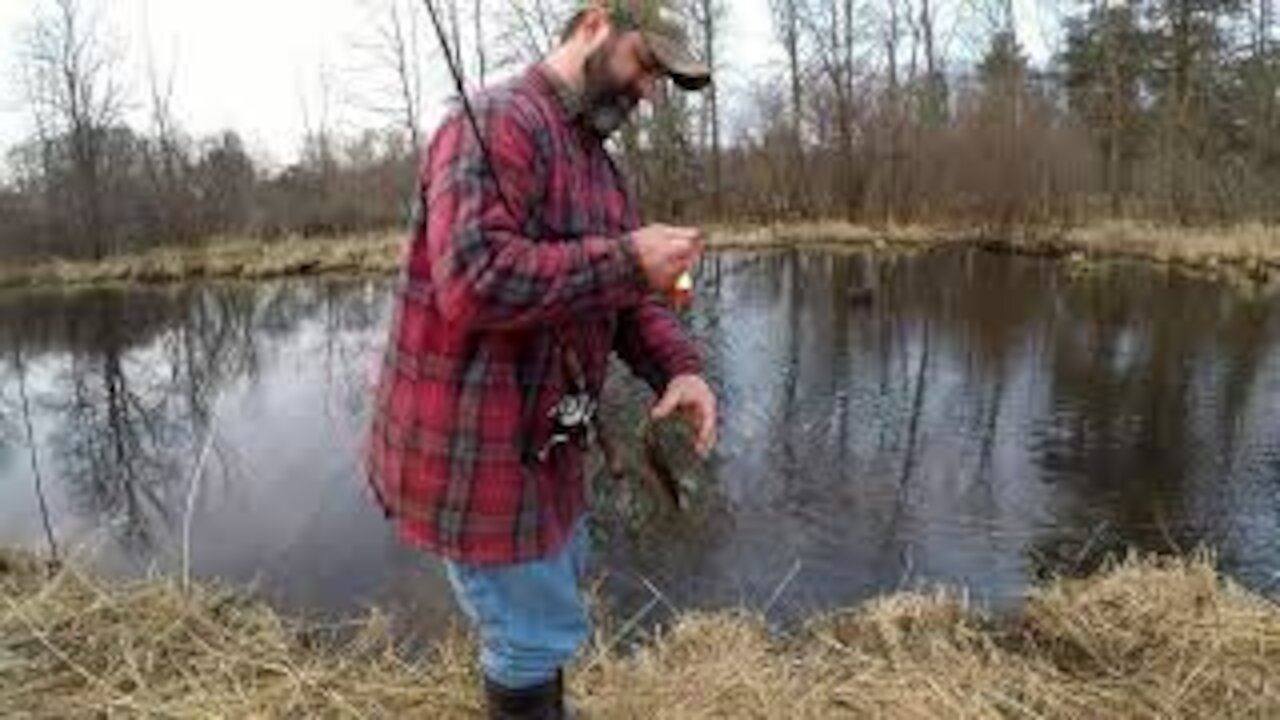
[1264,0,1275,55]
[800,0,862,216]
[1102,0,1130,217]
[918,0,947,126]
[884,0,904,223]
[355,0,427,156]
[140,5,193,243]
[687,0,726,216]
[771,0,805,131]
[770,0,807,215]
[499,0,567,64]
[20,0,127,260]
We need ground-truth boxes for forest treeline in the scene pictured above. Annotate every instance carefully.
[1,0,1276,262]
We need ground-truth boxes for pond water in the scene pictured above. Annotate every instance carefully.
[2,248,1278,639]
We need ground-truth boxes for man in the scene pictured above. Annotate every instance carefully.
[365,1,718,717]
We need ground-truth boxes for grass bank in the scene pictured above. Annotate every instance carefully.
[1,221,1279,292]
[712,220,1280,288]
[2,549,1277,718]
[0,233,406,291]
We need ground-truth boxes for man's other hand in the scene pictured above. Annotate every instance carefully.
[651,374,718,457]
[631,224,704,291]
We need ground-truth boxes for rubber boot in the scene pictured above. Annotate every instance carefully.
[484,671,565,720]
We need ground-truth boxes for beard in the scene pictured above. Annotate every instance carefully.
[582,37,639,139]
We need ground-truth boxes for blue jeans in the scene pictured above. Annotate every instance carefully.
[443,517,592,690]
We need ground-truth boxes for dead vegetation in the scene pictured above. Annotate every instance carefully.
[709,221,1280,289]
[1,222,1278,294]
[0,233,407,291]
[2,547,1277,718]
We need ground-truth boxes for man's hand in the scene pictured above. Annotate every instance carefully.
[651,374,718,457]
[631,224,704,292]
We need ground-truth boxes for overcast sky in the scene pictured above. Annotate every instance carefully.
[0,0,1060,169]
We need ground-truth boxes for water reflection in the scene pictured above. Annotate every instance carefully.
[1,249,1278,639]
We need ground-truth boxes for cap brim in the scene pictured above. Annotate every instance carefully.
[644,32,712,91]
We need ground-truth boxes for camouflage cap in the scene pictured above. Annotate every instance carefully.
[599,0,712,91]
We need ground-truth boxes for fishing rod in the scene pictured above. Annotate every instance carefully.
[420,0,517,218]
[418,0,684,511]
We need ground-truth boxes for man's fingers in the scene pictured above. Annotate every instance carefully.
[695,399,717,457]
[652,378,718,457]
[667,228,704,249]
[651,388,679,420]
[674,241,703,268]
[695,422,712,456]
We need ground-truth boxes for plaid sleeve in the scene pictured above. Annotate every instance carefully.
[613,295,704,392]
[423,98,649,331]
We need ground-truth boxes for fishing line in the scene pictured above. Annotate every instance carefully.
[420,0,518,218]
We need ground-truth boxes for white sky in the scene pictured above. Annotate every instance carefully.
[0,0,1056,169]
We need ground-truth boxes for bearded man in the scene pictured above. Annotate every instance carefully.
[365,2,719,717]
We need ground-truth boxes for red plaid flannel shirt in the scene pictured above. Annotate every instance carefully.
[366,64,703,566]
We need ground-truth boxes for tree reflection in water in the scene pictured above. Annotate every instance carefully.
[1,252,1278,632]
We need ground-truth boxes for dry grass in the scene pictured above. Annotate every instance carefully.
[1054,222,1280,286]
[706,220,1280,288]
[0,221,1278,292]
[0,233,408,291]
[704,221,960,251]
[0,548,480,718]
[1064,220,1280,262]
[3,548,1278,719]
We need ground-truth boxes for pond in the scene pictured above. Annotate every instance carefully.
[1,248,1278,639]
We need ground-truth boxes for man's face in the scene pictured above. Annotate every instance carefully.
[581,27,664,138]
